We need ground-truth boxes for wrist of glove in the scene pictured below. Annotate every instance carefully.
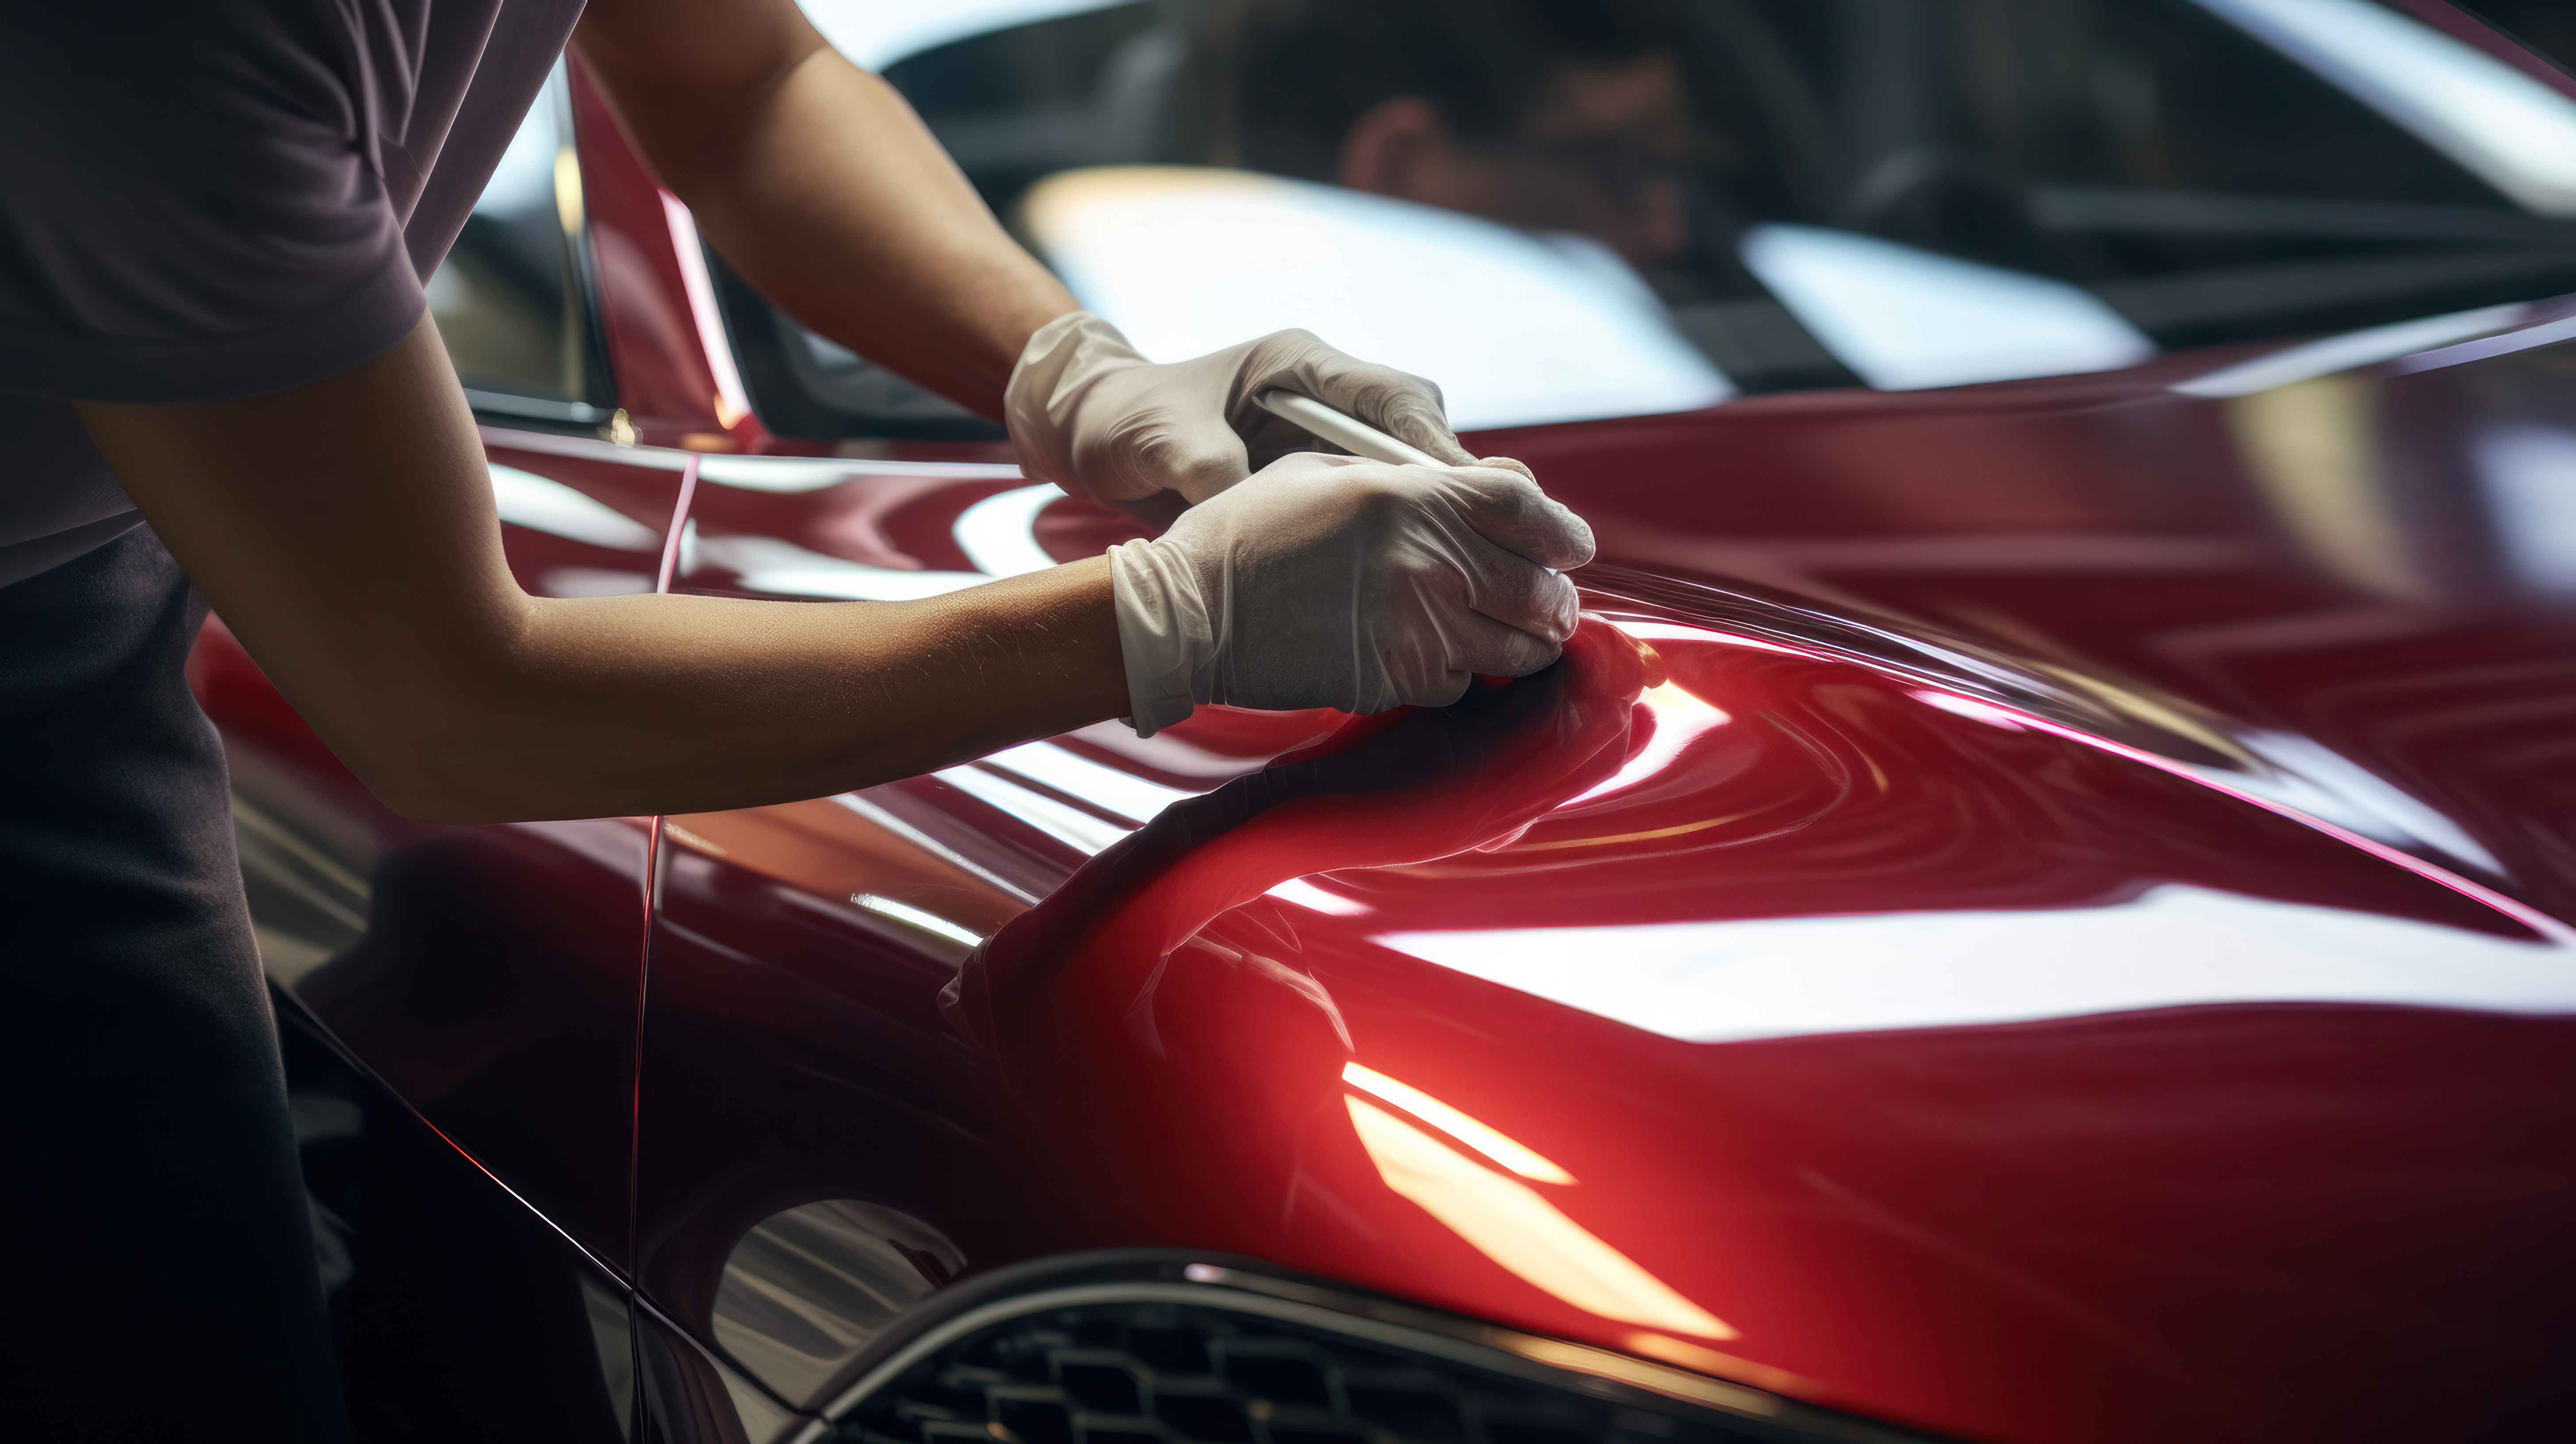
[1007,311,1518,517]
[1108,452,1594,735]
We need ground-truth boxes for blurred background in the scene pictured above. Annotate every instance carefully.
[437,0,2576,435]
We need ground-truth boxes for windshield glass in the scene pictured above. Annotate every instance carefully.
[756,0,2576,433]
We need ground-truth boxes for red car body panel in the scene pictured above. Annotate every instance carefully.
[193,37,2576,1444]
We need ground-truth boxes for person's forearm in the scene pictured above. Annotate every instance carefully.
[80,320,1127,826]
[379,558,1126,824]
[574,2,1077,417]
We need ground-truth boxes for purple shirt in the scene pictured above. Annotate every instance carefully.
[0,0,586,586]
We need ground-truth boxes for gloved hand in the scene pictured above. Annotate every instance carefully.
[1108,451,1595,735]
[1006,311,1523,522]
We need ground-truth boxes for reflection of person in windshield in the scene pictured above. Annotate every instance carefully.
[1227,0,1690,266]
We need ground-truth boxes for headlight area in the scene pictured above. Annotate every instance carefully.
[789,1254,1931,1444]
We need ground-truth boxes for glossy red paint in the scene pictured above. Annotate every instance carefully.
[957,616,2568,1441]
[192,21,2576,1441]
[626,562,2572,1440]
[1488,348,2576,925]
[567,57,765,451]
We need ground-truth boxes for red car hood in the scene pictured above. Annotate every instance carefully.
[916,340,2576,1444]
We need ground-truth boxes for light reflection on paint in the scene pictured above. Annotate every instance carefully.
[1910,688,2027,730]
[953,484,1064,578]
[2226,729,2505,875]
[933,764,1132,855]
[2172,302,2528,398]
[1344,1096,1736,1340]
[851,893,984,947]
[1377,883,2574,1044]
[691,533,986,600]
[1266,877,1371,916]
[1342,1062,1575,1183]
[691,455,1025,492]
[980,741,1193,826]
[1608,619,1817,658]
[1928,689,2503,883]
[1566,681,1732,805]
[934,742,1197,854]
[1955,688,2566,938]
[831,793,1039,903]
[489,465,661,551]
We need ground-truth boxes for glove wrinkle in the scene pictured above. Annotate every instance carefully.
[1107,538,1213,737]
[1106,451,1585,736]
[1006,312,1597,734]
[1006,311,1516,514]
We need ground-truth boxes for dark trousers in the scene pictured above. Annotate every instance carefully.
[0,529,347,1440]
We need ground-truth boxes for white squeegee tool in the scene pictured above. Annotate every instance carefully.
[1252,388,1559,576]
[1254,389,1444,468]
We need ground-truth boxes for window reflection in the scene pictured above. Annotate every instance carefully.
[431,61,614,426]
[715,0,2576,439]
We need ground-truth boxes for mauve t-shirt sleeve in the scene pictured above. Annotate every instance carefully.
[0,0,425,404]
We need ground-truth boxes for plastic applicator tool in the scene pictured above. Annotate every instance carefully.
[1254,389,1444,467]
[1254,389,1560,577]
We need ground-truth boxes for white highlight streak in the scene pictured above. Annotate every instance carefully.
[1377,885,2572,1044]
[489,465,661,550]
[851,893,984,947]
[2196,0,2576,216]
[2173,303,2529,397]
[935,764,1134,855]
[1343,1063,1575,1183]
[689,534,987,601]
[1266,878,1372,916]
[981,741,1194,826]
[953,485,1065,578]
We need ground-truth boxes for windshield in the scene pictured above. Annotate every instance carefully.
[746,0,2576,434]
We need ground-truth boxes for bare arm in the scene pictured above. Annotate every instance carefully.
[573,0,1076,417]
[80,319,1127,824]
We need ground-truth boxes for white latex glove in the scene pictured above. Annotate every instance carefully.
[1109,451,1595,735]
[1006,311,1520,521]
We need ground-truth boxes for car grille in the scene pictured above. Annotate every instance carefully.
[824,1300,1852,1444]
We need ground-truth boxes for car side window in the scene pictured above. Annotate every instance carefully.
[714,0,2576,441]
[429,61,618,431]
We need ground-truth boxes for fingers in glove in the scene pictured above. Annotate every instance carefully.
[1442,466,1598,571]
[1452,530,1583,645]
[1441,603,1569,681]
[1330,371,1476,468]
[1240,330,1480,468]
[1084,405,1250,511]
